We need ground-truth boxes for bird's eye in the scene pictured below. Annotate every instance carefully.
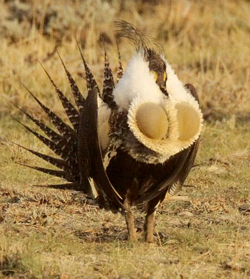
[163,72,167,82]
[151,71,158,81]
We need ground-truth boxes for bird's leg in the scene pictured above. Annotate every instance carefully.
[145,197,160,243]
[144,208,156,243]
[124,193,137,242]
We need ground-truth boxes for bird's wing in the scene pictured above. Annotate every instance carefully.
[77,48,124,208]
[78,76,123,208]
[134,147,192,204]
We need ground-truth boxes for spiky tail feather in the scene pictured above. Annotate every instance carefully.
[15,57,86,190]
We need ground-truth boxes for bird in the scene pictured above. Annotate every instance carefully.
[14,21,203,242]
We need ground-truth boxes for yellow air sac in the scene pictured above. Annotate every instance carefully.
[176,103,200,141]
[136,103,169,140]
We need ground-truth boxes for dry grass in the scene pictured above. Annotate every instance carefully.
[1,0,250,278]
[1,0,250,118]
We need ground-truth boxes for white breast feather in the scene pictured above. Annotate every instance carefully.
[113,52,163,109]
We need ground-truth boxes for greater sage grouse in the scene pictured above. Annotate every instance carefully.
[16,21,203,242]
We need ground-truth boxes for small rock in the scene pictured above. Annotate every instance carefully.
[178,211,193,217]
[222,260,241,271]
[206,165,227,174]
[239,204,250,214]
[240,226,248,231]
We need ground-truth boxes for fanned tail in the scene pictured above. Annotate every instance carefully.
[19,163,71,180]
[57,52,85,113]
[13,142,67,170]
[21,83,76,140]
[13,117,68,159]
[39,62,80,131]
[15,64,87,190]
[9,100,64,143]
[35,182,84,191]
[102,49,117,109]
[116,41,124,82]
[76,41,100,96]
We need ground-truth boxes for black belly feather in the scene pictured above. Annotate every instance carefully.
[106,141,199,206]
